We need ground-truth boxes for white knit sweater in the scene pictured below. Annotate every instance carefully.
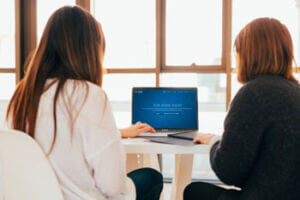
[22,79,135,200]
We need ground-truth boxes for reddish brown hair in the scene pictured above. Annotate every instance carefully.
[6,6,105,154]
[234,17,297,84]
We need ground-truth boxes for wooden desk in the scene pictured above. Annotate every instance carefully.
[122,138,211,200]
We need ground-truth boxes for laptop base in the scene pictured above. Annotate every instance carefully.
[137,130,194,137]
[148,137,199,146]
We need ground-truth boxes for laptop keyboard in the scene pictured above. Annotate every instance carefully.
[138,130,190,137]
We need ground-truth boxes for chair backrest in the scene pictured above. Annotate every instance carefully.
[0,129,64,200]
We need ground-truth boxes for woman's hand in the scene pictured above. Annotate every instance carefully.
[193,133,215,145]
[120,122,156,138]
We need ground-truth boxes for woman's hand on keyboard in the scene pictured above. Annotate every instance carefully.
[120,122,156,138]
[193,133,215,145]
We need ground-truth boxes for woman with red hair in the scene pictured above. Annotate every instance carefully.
[185,18,300,200]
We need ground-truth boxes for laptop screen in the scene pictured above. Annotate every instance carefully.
[132,88,198,129]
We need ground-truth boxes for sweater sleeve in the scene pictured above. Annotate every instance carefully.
[86,137,133,197]
[78,84,133,198]
[210,84,268,187]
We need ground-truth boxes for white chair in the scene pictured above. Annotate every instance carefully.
[0,128,64,200]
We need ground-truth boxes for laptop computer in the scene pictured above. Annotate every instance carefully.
[132,87,198,137]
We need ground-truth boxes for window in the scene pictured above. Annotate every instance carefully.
[103,74,155,103]
[166,0,222,66]
[94,0,156,68]
[0,74,15,100]
[0,1,15,68]
[0,0,15,100]
[232,0,300,67]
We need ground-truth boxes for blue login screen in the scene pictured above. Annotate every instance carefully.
[132,89,198,129]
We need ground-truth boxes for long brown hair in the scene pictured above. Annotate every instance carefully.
[6,6,105,154]
[234,17,297,84]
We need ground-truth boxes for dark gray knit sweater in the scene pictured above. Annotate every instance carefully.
[210,75,300,200]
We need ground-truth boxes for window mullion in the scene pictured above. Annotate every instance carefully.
[222,0,233,110]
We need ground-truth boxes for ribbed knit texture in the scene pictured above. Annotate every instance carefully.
[210,75,300,200]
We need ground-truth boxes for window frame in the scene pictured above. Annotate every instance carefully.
[2,0,299,106]
[92,0,233,109]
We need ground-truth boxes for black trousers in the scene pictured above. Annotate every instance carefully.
[128,168,163,200]
[184,182,226,200]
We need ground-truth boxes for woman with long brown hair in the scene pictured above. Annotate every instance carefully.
[184,18,300,200]
[6,6,162,200]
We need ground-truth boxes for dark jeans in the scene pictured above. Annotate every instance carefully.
[128,168,163,200]
[184,182,226,200]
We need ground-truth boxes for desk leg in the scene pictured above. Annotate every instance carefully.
[126,154,143,173]
[170,154,194,200]
[126,153,161,172]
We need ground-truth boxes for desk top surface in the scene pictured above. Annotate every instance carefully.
[122,138,210,154]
